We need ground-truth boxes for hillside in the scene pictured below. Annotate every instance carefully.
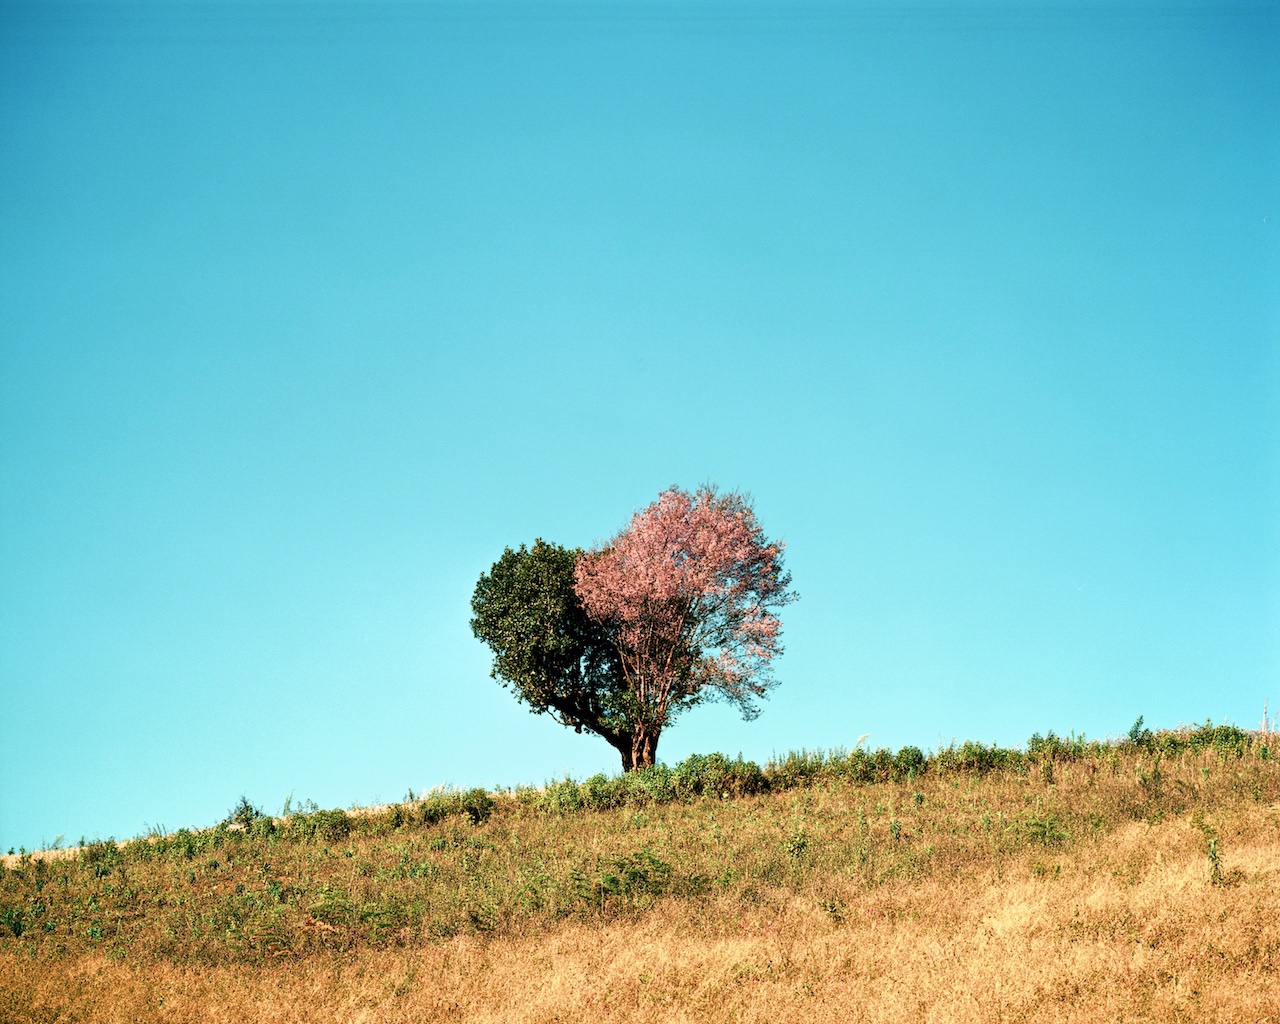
[2,725,1278,1023]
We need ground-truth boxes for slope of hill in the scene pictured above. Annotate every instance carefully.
[3,726,1277,1023]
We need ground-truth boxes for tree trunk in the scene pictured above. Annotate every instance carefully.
[621,727,659,771]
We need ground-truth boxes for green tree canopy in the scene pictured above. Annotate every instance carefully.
[470,540,635,761]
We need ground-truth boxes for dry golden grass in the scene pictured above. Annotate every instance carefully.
[3,743,1278,1022]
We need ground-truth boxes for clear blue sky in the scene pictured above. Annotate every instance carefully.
[1,1,1276,852]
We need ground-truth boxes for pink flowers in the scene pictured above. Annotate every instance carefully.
[574,486,796,766]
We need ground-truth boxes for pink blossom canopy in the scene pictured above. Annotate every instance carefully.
[574,485,795,732]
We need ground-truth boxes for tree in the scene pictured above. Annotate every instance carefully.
[470,489,796,773]
[574,485,796,770]
[469,540,637,763]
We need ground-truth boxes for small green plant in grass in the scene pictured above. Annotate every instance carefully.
[784,827,810,860]
[1138,754,1165,801]
[1023,814,1068,846]
[1,905,24,937]
[592,848,674,906]
[1191,812,1223,885]
[1206,835,1222,883]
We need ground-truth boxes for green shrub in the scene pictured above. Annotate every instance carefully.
[539,778,585,814]
[764,750,828,789]
[869,747,896,781]
[580,773,621,810]
[460,788,496,824]
[1026,731,1096,762]
[588,849,674,907]
[1,904,24,937]
[936,741,1024,775]
[1125,718,1251,759]
[671,753,768,799]
[893,745,926,778]
[417,788,496,826]
[617,765,676,805]
[1027,731,1061,760]
[840,748,881,784]
[227,796,263,829]
[1128,716,1153,747]
[288,809,351,844]
[247,815,277,840]
[1183,721,1250,757]
[80,840,122,877]
[1023,814,1069,846]
[540,758,766,814]
[157,829,198,860]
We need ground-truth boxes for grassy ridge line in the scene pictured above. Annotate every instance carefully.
[1,722,1275,968]
[1,720,1267,868]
